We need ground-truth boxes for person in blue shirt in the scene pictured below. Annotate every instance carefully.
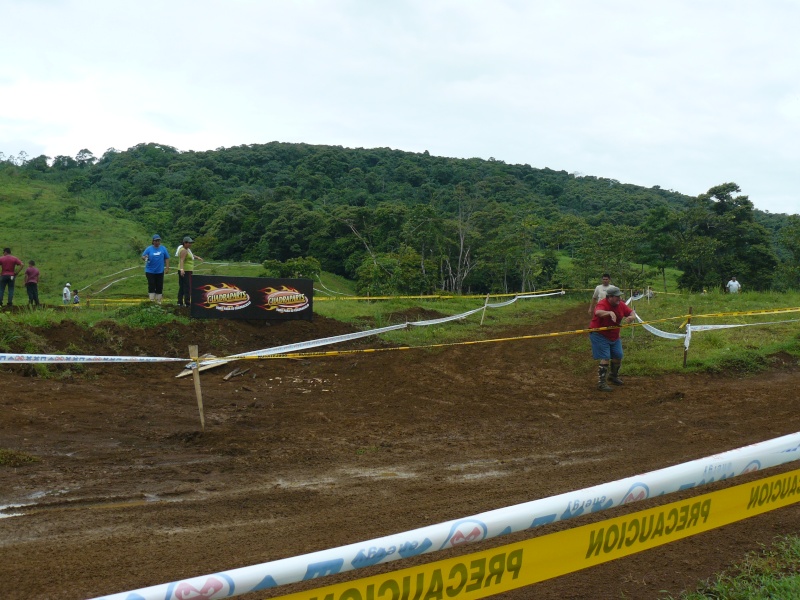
[141,234,170,304]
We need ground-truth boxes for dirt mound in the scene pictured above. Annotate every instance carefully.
[1,305,799,600]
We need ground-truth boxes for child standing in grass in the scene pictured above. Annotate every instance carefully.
[24,260,40,306]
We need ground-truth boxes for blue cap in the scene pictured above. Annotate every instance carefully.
[152,234,161,241]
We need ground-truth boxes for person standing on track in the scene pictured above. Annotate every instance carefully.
[141,234,170,304]
[588,273,614,316]
[589,285,636,392]
[176,236,203,307]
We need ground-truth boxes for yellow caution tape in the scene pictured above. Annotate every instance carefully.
[270,468,800,600]
[209,306,799,364]
[228,320,661,362]
[315,290,568,301]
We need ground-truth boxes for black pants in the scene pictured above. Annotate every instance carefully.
[146,272,165,294]
[26,283,39,305]
[177,271,192,306]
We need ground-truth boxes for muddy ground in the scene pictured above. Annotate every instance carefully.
[1,304,799,600]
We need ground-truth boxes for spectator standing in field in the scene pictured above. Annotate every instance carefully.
[141,234,170,304]
[72,290,80,306]
[177,236,203,307]
[0,248,24,307]
[726,277,741,293]
[62,283,72,305]
[588,273,614,316]
[589,286,636,392]
[24,260,40,306]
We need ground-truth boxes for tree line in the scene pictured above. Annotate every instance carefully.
[2,143,798,294]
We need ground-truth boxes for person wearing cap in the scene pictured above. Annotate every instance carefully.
[176,236,203,307]
[0,247,24,307]
[589,285,636,392]
[588,273,614,316]
[141,234,170,304]
[62,283,72,305]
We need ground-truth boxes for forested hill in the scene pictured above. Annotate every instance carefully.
[4,143,799,294]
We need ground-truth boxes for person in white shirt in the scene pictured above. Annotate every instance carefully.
[62,283,72,305]
[726,277,741,294]
[589,274,613,316]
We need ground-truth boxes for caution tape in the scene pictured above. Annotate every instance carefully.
[215,319,671,363]
[314,289,567,302]
[270,468,800,600]
[190,292,568,369]
[0,353,186,364]
[92,432,800,600]
[691,318,800,332]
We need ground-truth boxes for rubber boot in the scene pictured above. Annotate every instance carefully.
[597,365,613,392]
[609,362,624,385]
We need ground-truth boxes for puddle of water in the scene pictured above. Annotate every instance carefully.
[452,470,505,481]
[342,467,417,479]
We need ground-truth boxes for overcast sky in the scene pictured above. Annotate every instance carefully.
[1,0,798,215]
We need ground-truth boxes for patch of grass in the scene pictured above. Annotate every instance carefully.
[622,290,800,375]
[666,535,800,599]
[116,304,189,328]
[0,448,39,467]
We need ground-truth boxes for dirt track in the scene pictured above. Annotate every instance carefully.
[1,304,799,600]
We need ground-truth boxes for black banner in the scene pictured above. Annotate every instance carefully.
[189,275,313,321]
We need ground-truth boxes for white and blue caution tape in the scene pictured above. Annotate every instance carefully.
[92,432,800,600]
[690,318,800,332]
[0,353,186,364]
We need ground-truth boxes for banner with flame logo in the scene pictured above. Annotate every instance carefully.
[191,276,313,321]
[261,286,310,313]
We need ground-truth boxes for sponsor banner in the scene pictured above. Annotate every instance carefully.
[190,276,313,321]
[92,432,800,600]
[271,468,800,600]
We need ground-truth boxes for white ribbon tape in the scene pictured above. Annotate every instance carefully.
[0,353,185,364]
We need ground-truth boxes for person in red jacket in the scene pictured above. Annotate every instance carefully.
[589,285,636,392]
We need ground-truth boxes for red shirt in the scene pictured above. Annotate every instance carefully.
[590,297,633,341]
[0,254,23,276]
[25,267,40,284]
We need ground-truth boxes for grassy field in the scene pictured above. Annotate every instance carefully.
[0,172,152,302]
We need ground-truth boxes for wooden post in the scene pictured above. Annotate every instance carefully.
[683,307,692,368]
[480,293,490,326]
[189,344,205,431]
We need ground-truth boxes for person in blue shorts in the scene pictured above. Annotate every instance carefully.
[589,286,636,392]
[141,234,170,304]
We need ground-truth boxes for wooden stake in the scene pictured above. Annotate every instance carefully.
[189,344,205,431]
[480,293,490,326]
[683,307,692,368]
